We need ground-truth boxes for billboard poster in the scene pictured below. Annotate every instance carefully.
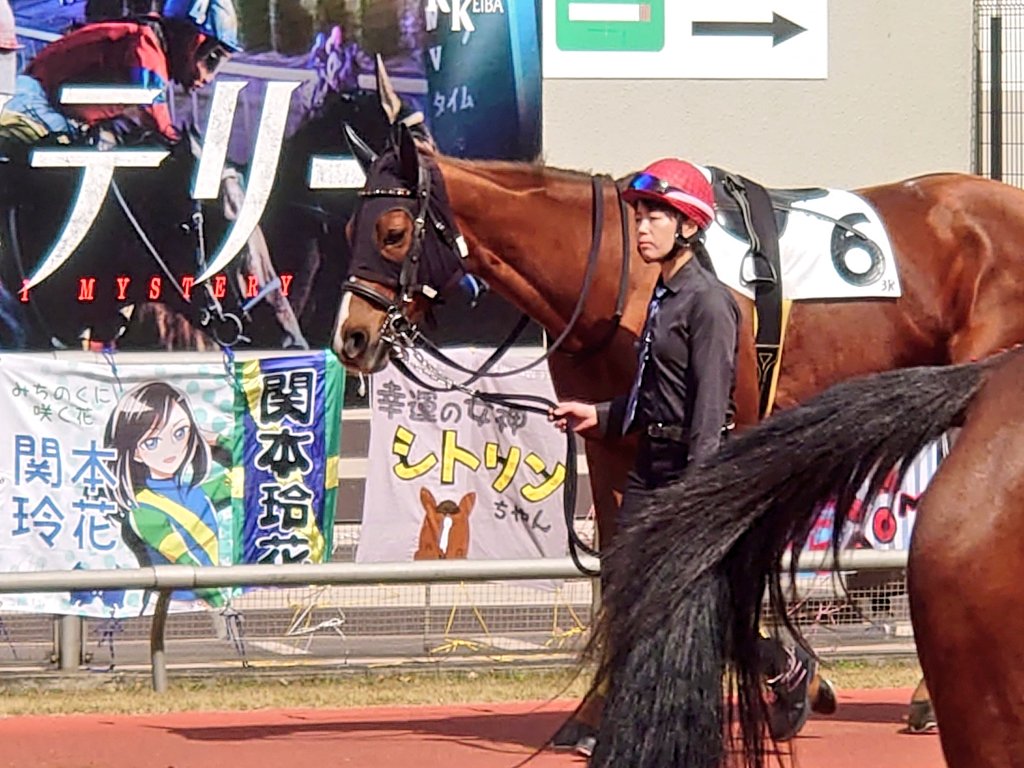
[0,0,542,353]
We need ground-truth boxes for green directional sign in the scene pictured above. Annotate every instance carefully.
[555,0,665,52]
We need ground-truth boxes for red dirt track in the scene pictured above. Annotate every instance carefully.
[0,687,943,768]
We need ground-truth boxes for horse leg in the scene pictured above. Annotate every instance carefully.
[550,439,630,751]
[236,223,309,348]
[907,677,937,733]
[220,171,308,349]
[907,380,1024,767]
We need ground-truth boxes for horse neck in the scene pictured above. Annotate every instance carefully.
[437,157,646,348]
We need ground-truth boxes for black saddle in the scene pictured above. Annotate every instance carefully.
[712,173,829,243]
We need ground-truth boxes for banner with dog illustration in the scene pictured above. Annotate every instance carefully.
[0,350,341,618]
[357,348,570,573]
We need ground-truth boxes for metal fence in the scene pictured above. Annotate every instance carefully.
[0,523,914,678]
[975,0,1024,183]
[0,547,914,685]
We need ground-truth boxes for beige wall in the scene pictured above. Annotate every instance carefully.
[541,1,974,190]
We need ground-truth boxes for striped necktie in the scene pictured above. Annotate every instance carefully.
[623,284,668,435]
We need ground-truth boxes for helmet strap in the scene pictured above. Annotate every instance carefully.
[673,221,704,251]
[648,221,702,263]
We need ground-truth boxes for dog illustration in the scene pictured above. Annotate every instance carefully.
[414,488,475,560]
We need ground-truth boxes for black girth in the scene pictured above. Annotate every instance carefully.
[712,168,785,418]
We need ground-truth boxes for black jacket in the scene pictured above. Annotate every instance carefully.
[596,257,740,464]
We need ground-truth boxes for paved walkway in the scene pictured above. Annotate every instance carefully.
[0,687,943,768]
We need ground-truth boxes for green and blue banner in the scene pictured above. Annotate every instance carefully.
[234,352,342,566]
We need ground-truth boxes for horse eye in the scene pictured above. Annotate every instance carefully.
[383,229,405,246]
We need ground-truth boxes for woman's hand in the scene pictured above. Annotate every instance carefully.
[548,401,599,438]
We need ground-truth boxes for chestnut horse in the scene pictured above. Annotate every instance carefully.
[332,66,1024,735]
[588,346,1024,768]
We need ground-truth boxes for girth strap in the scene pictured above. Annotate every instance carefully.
[714,168,786,418]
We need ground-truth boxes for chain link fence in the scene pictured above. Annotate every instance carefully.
[975,0,1024,184]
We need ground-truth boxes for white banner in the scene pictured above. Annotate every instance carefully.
[805,434,952,557]
[357,349,570,574]
[0,355,237,617]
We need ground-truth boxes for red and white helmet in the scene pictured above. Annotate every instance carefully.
[623,158,715,229]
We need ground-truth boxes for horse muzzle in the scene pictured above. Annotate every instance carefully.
[334,323,391,374]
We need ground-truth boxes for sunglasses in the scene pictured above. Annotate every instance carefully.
[629,172,680,197]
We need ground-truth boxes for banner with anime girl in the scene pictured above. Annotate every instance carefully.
[0,350,342,618]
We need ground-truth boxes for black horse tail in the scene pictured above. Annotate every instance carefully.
[586,354,1002,768]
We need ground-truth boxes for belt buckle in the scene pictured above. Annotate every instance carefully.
[647,422,672,440]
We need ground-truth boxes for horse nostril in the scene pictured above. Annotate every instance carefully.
[342,329,368,360]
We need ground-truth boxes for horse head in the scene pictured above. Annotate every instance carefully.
[332,58,467,373]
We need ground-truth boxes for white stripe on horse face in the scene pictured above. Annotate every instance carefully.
[332,291,353,352]
[439,515,453,555]
[337,291,353,328]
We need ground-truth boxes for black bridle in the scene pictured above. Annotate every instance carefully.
[341,158,467,351]
[342,145,633,576]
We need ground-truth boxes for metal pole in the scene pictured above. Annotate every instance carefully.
[589,518,602,628]
[150,591,171,693]
[58,615,81,672]
[422,583,433,652]
[0,551,911,595]
[991,15,1003,181]
[975,30,983,175]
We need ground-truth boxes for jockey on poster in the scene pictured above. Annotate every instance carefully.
[0,0,240,148]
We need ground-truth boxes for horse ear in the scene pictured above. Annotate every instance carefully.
[397,123,419,186]
[343,123,378,172]
[375,53,402,125]
[420,487,437,514]
[458,492,476,517]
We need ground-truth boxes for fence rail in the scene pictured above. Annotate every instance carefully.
[975,1,1024,184]
[0,549,908,594]
[0,548,912,692]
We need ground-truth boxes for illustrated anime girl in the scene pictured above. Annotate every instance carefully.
[104,381,230,607]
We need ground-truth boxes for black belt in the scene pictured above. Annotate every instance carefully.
[645,422,686,442]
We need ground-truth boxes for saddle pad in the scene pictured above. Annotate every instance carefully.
[699,166,902,302]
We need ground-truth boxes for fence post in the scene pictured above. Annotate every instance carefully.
[150,591,171,693]
[58,615,81,672]
[991,15,1003,181]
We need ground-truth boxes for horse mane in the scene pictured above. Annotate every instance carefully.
[416,139,629,192]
